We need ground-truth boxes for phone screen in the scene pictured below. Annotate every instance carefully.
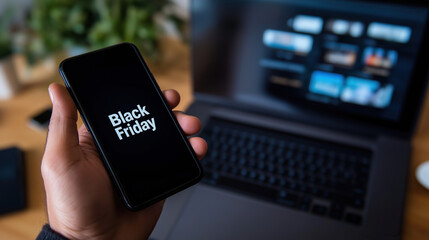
[59,43,202,209]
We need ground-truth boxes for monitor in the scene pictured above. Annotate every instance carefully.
[192,0,429,132]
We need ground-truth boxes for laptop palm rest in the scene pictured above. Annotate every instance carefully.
[162,184,361,240]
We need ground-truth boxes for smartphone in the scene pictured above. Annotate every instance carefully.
[28,108,52,130]
[59,43,203,210]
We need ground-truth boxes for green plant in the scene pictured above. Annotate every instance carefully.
[0,38,12,59]
[26,0,95,61]
[90,0,170,56]
[0,8,14,59]
[26,0,183,62]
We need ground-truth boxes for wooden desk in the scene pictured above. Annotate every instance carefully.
[0,42,429,239]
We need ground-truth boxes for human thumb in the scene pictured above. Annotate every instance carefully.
[45,83,79,154]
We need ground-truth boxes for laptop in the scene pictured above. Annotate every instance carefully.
[151,0,429,239]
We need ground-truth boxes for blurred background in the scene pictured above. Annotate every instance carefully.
[0,0,189,96]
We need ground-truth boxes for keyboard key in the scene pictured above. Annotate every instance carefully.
[277,191,299,208]
[308,165,317,173]
[319,190,331,199]
[248,159,257,168]
[276,166,285,175]
[298,184,309,193]
[268,176,276,184]
[298,196,312,211]
[350,198,365,209]
[287,169,296,178]
[240,169,248,177]
[230,167,239,175]
[297,171,306,180]
[221,165,230,173]
[267,164,275,173]
[310,187,320,196]
[288,181,298,191]
[238,157,247,166]
[249,149,257,157]
[217,175,278,199]
[268,155,276,162]
[258,174,267,183]
[257,161,266,170]
[352,187,365,196]
[279,178,287,187]
[329,203,344,219]
[229,155,238,163]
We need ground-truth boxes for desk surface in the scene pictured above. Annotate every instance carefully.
[1,42,429,239]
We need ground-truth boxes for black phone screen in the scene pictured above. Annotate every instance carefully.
[59,43,202,209]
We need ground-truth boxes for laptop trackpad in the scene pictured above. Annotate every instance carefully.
[167,184,354,240]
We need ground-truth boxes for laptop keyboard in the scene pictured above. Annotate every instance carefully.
[200,118,372,226]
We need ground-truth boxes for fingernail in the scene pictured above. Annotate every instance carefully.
[48,87,54,103]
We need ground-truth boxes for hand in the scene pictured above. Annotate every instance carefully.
[41,83,207,240]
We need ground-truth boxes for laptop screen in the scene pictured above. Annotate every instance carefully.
[192,0,429,131]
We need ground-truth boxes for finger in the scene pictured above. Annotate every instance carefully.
[174,111,201,136]
[189,137,208,160]
[45,83,79,153]
[78,123,88,134]
[78,124,96,149]
[163,89,180,109]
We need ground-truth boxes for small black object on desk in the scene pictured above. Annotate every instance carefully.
[0,146,26,215]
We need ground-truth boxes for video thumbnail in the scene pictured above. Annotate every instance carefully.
[340,76,394,108]
[309,71,344,98]
[326,19,364,38]
[263,29,313,55]
[367,22,411,43]
[322,42,358,68]
[289,15,324,35]
[362,47,398,77]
